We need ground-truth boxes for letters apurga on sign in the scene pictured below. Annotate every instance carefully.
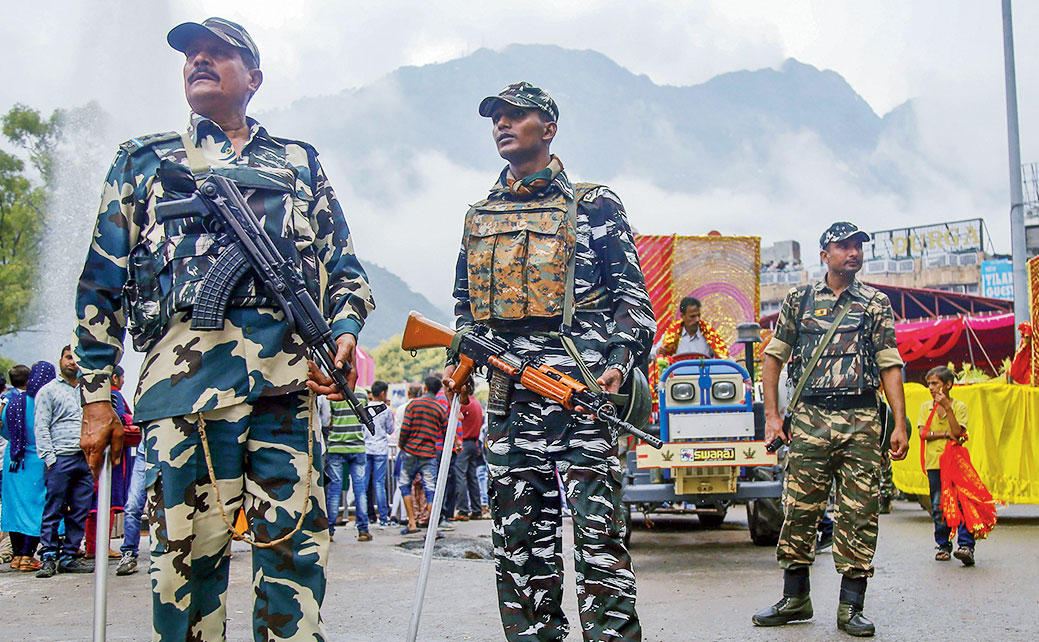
[864,218,986,260]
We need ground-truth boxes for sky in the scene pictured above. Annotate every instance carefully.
[1,0,1036,366]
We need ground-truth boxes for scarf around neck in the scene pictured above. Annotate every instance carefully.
[6,361,55,472]
[505,155,564,199]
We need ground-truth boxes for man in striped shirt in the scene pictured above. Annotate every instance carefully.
[325,387,372,542]
[397,376,448,535]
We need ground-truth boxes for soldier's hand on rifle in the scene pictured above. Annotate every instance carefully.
[306,334,358,400]
[573,367,624,414]
[443,364,472,405]
[333,333,356,370]
[596,367,623,394]
[81,401,125,479]
[764,413,787,447]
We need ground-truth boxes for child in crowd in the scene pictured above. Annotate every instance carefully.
[918,366,975,566]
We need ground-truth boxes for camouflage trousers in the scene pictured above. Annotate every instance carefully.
[777,402,882,579]
[485,398,641,642]
[142,392,329,641]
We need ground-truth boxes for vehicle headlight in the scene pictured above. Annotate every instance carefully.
[712,381,737,401]
[670,382,696,401]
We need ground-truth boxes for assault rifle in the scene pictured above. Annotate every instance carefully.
[401,311,663,449]
[155,171,383,433]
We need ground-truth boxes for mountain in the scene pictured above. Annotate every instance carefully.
[256,44,937,318]
[356,260,451,350]
[262,45,911,200]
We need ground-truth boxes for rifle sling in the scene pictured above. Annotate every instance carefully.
[557,189,620,402]
[180,132,212,179]
[788,294,854,412]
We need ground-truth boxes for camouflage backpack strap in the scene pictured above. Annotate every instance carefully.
[790,295,853,409]
[559,183,605,395]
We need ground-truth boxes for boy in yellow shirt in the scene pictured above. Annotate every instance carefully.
[918,366,975,566]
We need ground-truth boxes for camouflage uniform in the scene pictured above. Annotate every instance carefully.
[74,114,373,641]
[764,279,902,578]
[454,168,655,642]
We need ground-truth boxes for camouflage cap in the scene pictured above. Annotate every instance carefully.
[479,82,559,122]
[820,221,870,249]
[168,17,260,68]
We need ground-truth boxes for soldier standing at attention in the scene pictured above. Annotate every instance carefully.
[754,222,908,637]
[74,18,374,641]
[446,82,656,642]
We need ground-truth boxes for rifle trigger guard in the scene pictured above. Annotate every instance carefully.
[409,349,417,357]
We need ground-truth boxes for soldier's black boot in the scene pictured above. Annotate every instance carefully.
[837,576,875,637]
[752,567,813,626]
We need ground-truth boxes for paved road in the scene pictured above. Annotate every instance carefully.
[1,501,1036,641]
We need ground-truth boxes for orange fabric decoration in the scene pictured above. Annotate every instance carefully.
[657,318,727,359]
[919,403,938,473]
[922,403,997,540]
[939,442,997,539]
[1030,256,1039,385]
[1010,323,1033,384]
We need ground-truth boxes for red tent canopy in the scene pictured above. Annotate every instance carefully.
[895,312,1014,377]
[759,283,1015,379]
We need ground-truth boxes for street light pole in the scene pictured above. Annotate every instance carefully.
[1001,0,1028,344]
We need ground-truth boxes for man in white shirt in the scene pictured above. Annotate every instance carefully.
[653,296,716,358]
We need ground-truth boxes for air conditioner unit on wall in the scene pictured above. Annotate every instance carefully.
[924,254,952,269]
[957,253,979,266]
[896,259,915,273]
[864,260,888,274]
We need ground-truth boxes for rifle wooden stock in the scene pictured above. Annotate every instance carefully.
[402,311,455,351]
[401,311,663,449]
[401,311,474,390]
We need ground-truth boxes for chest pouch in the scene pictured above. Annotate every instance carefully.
[464,195,575,322]
[123,158,302,352]
[794,292,878,394]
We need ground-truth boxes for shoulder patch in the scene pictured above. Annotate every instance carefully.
[119,131,180,154]
[271,136,318,156]
[857,282,881,300]
[574,182,612,203]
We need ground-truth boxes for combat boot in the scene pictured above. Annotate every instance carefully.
[752,567,813,626]
[837,576,875,637]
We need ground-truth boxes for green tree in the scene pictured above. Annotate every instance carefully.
[0,147,45,335]
[2,103,64,184]
[370,333,446,383]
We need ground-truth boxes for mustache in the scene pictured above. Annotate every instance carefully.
[189,67,220,83]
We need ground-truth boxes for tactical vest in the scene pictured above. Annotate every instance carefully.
[787,285,881,395]
[122,132,320,352]
[463,185,591,323]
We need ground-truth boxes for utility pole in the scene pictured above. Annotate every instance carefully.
[1002,0,1028,344]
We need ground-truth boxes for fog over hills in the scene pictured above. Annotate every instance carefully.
[259,44,979,319]
[264,44,910,197]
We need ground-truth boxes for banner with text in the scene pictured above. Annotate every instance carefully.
[980,259,1014,300]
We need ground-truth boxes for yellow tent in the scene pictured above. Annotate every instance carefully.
[893,381,1039,505]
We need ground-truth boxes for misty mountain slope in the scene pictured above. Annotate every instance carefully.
[262,44,913,197]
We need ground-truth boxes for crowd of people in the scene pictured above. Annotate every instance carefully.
[0,349,143,577]
[0,350,493,573]
[319,374,490,543]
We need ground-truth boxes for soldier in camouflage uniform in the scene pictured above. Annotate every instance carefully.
[74,18,374,642]
[446,83,655,642]
[754,222,908,637]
